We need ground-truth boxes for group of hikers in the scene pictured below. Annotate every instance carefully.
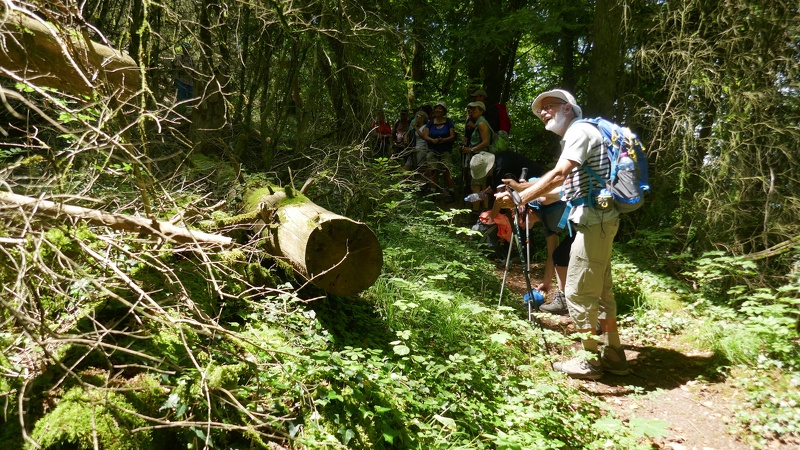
[370,89,510,203]
[173,38,631,380]
[375,88,634,381]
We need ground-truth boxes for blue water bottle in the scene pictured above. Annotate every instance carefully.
[523,290,545,307]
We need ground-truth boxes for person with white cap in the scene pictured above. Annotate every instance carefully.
[494,88,629,380]
[469,89,500,133]
[462,101,494,213]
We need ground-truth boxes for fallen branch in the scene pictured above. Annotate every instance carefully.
[0,191,231,245]
[745,235,800,261]
[1,188,384,295]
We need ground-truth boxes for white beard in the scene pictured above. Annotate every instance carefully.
[545,108,570,135]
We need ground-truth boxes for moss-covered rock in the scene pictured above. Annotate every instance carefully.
[30,387,152,450]
[119,373,167,417]
[205,363,248,390]
[244,262,278,288]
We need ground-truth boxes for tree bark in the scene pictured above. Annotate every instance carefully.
[191,0,231,154]
[244,187,383,297]
[0,9,140,99]
[586,0,624,118]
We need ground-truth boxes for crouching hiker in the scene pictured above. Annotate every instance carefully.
[495,89,629,380]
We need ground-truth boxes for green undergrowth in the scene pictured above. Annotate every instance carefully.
[0,162,664,449]
[4,154,798,448]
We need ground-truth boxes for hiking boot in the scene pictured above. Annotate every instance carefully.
[601,345,630,375]
[553,356,603,380]
[540,290,568,315]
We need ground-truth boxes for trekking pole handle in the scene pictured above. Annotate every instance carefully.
[508,186,522,206]
[520,167,528,181]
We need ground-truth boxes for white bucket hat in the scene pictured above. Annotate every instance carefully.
[470,151,496,179]
[531,89,582,122]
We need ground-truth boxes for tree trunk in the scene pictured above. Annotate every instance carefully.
[192,0,231,154]
[244,187,383,297]
[586,0,624,118]
[408,10,426,106]
[0,9,140,99]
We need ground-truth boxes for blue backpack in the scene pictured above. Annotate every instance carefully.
[578,117,650,213]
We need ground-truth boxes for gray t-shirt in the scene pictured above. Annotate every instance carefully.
[559,120,620,225]
[414,124,429,151]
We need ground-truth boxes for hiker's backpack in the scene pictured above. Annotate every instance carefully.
[579,117,650,213]
[496,103,511,133]
[487,124,510,151]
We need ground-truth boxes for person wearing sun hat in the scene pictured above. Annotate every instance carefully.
[530,88,583,123]
[494,88,629,381]
[469,89,500,133]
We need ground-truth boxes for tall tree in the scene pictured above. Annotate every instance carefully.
[585,0,625,118]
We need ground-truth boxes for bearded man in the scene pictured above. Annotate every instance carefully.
[494,89,629,380]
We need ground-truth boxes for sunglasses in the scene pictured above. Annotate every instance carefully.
[541,102,566,113]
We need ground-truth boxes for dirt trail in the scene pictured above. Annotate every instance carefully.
[494,264,793,450]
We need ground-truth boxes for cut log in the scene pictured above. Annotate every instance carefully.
[0,188,384,296]
[245,187,383,297]
[0,9,140,99]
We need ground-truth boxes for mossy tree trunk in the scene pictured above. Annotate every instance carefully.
[0,9,140,100]
[243,186,383,297]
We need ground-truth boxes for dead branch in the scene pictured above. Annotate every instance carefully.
[0,190,232,245]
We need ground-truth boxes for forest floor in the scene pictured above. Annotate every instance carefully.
[496,263,796,450]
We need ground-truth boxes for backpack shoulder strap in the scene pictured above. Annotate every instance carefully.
[476,116,496,147]
[578,117,620,178]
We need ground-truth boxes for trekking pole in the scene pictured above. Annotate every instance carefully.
[497,166,528,309]
[497,233,515,307]
[520,168,531,291]
[525,206,532,315]
[508,185,552,357]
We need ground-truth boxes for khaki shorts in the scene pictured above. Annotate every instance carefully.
[419,149,453,173]
[564,218,619,330]
[471,174,488,186]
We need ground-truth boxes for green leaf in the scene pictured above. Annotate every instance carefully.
[433,414,457,430]
[393,344,410,356]
[342,428,355,445]
[159,393,180,411]
[490,332,512,344]
[191,427,207,440]
[594,416,624,432]
[629,416,669,438]
[382,425,400,444]
[460,303,491,314]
